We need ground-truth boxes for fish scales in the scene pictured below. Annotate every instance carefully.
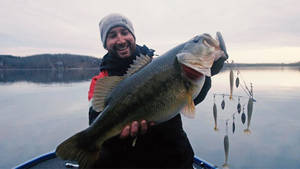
[56,33,226,168]
[94,57,191,133]
[101,48,191,122]
[66,45,196,160]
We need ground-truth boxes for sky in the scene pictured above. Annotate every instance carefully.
[0,0,299,63]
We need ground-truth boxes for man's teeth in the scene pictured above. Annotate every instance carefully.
[118,46,128,51]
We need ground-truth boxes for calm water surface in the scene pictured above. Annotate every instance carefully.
[0,67,299,169]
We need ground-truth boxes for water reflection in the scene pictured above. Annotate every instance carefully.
[0,69,99,83]
[212,94,255,168]
[223,125,229,169]
[223,65,300,71]
[212,63,257,168]
[1,66,300,169]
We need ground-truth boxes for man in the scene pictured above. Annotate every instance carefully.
[88,13,226,168]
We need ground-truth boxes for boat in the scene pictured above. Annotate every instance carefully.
[14,151,218,169]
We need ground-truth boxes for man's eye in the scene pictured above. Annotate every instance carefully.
[108,33,117,38]
[121,30,129,36]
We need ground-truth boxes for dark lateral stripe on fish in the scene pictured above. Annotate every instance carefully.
[181,64,204,80]
[55,33,226,168]
[108,73,184,128]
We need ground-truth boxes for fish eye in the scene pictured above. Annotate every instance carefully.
[193,36,201,43]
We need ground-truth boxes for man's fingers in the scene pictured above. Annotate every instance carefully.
[140,120,148,135]
[130,121,139,137]
[120,120,155,139]
[149,121,155,126]
[120,125,130,139]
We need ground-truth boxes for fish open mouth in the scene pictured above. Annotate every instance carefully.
[203,32,229,60]
[181,64,204,80]
[177,32,229,79]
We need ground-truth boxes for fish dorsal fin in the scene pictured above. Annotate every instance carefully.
[181,95,196,119]
[92,76,124,112]
[125,54,152,77]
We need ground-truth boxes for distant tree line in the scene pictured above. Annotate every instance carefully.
[223,62,300,68]
[0,69,99,83]
[1,54,299,70]
[0,54,101,69]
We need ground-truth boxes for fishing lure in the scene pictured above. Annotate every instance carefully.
[221,94,225,110]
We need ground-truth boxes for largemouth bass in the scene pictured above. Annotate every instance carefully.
[56,33,227,168]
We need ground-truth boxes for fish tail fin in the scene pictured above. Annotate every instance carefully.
[244,128,251,135]
[56,131,101,169]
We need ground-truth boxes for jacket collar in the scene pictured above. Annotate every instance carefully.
[100,45,154,76]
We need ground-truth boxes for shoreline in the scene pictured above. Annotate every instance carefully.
[0,68,99,70]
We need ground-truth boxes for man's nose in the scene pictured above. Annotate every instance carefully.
[116,33,126,43]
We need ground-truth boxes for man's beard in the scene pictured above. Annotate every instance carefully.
[109,40,136,58]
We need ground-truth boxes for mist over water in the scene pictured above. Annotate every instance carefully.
[0,67,299,169]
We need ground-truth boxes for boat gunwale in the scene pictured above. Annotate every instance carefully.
[14,151,56,169]
[14,151,218,169]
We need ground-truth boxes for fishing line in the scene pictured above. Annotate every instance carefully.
[217,94,247,118]
[232,61,252,96]
[227,60,252,97]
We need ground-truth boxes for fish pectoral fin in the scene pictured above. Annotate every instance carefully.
[125,54,152,77]
[92,76,124,112]
[181,95,196,119]
[55,130,102,169]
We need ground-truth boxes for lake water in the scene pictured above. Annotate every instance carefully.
[0,67,299,169]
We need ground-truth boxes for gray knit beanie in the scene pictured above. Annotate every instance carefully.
[99,13,135,48]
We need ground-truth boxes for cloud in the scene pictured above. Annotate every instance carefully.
[0,0,299,62]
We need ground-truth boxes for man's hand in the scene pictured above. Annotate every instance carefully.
[120,120,155,139]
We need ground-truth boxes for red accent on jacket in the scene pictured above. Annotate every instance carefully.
[88,70,108,101]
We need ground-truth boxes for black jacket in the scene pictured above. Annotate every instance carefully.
[89,44,225,168]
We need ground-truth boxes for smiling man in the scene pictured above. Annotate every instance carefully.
[87,13,226,168]
[88,13,154,134]
[105,26,136,58]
